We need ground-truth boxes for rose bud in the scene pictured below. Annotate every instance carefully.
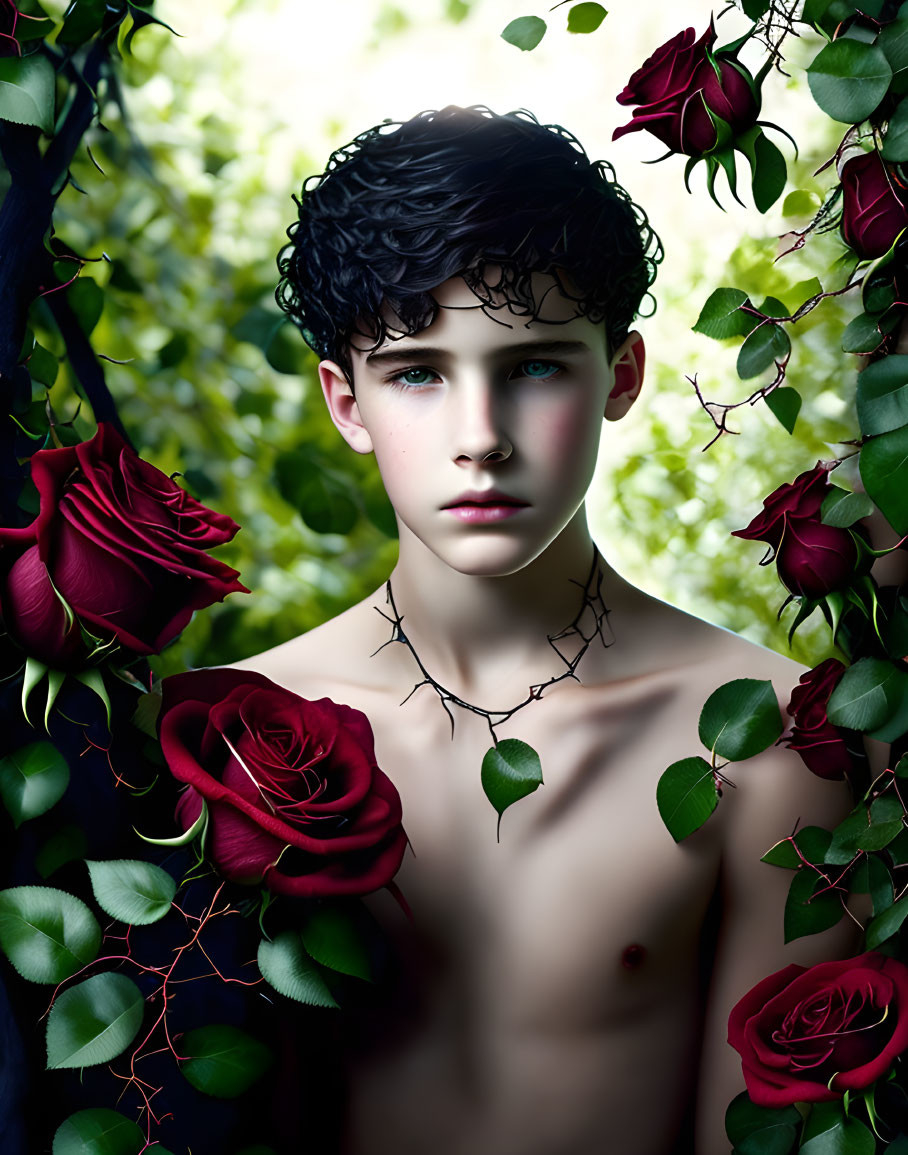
[613,25,759,157]
[775,518,858,598]
[841,151,908,260]
[732,464,830,551]
[160,668,408,898]
[0,423,247,667]
[785,658,856,780]
[729,953,908,1107]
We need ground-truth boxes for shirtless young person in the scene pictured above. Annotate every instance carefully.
[239,106,853,1155]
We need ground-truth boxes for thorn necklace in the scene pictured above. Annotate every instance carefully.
[372,547,612,745]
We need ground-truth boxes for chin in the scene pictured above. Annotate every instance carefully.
[430,535,555,578]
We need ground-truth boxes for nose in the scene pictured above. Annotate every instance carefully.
[450,379,512,466]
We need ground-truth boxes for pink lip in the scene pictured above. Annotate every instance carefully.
[441,489,529,523]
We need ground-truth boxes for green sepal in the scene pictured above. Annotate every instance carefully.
[135,798,207,848]
[22,656,48,726]
[73,668,111,729]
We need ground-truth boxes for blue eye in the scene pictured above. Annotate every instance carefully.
[389,367,437,387]
[518,360,561,379]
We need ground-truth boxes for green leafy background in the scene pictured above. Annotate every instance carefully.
[32,0,852,674]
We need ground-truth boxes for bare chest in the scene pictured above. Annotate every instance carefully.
[359,673,721,1033]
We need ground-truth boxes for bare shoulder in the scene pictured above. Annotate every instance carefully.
[231,585,391,705]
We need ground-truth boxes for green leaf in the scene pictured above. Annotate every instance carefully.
[29,342,59,387]
[257,931,338,1008]
[0,886,100,983]
[782,189,821,218]
[761,826,832,869]
[867,853,894,916]
[855,797,904,850]
[46,972,145,1069]
[800,1103,875,1154]
[860,423,908,535]
[749,132,788,214]
[501,15,546,50]
[301,905,371,981]
[784,867,844,943]
[481,738,543,833]
[67,278,104,336]
[765,387,801,434]
[57,0,107,45]
[179,1024,272,1099]
[273,449,358,535]
[53,1108,145,1155]
[566,2,606,33]
[857,356,908,436]
[725,1090,800,1155]
[0,740,69,827]
[741,0,771,18]
[736,323,791,380]
[879,18,908,95]
[656,756,718,842]
[692,287,755,339]
[86,860,176,926]
[866,890,908,948]
[807,39,892,123]
[821,487,875,528]
[698,678,783,761]
[827,657,904,731]
[842,311,887,354]
[0,54,55,134]
[883,96,908,161]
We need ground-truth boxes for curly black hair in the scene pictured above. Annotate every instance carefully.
[276,105,662,381]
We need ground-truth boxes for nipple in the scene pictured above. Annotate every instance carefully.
[621,943,646,971]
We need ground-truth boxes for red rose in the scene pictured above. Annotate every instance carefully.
[841,152,908,261]
[729,953,908,1107]
[613,25,759,157]
[732,464,830,550]
[160,668,408,898]
[0,424,246,666]
[786,659,856,780]
[775,518,858,599]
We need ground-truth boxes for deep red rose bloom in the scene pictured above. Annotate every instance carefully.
[775,518,858,599]
[613,25,759,157]
[729,953,908,1107]
[786,658,855,780]
[160,668,408,898]
[0,424,247,666]
[732,464,830,551]
[841,151,908,261]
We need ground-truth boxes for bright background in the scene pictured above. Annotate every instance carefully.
[55,0,857,669]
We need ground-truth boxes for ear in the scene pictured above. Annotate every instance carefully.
[604,332,645,422]
[318,360,374,454]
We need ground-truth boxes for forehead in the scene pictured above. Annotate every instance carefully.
[350,271,607,371]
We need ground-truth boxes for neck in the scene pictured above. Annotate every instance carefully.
[384,509,612,707]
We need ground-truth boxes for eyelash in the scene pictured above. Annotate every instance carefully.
[383,360,565,389]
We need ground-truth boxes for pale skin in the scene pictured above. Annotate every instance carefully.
[237,275,856,1155]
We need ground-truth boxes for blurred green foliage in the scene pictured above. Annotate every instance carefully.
[27,6,863,675]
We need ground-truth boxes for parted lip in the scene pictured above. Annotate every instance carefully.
[441,488,529,509]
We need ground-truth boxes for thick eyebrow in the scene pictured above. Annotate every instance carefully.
[363,339,593,368]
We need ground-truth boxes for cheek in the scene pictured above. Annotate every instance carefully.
[533,399,603,477]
